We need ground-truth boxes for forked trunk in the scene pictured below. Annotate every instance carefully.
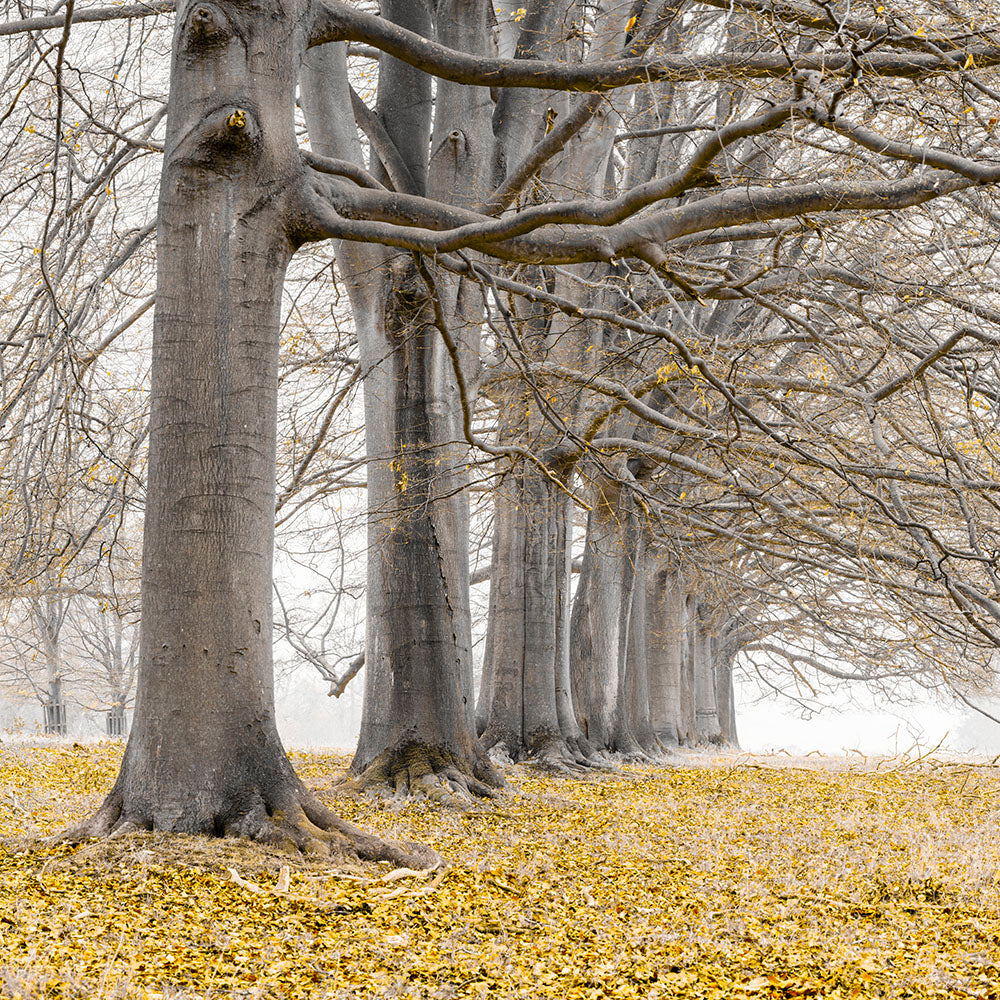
[43,652,66,737]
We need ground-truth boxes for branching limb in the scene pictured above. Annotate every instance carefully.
[300,150,386,190]
[0,0,174,38]
[309,2,1000,85]
[298,163,981,266]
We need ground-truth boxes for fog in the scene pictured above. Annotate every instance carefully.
[6,665,999,760]
[736,688,1000,758]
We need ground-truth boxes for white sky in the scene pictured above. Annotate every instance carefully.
[735,678,1000,758]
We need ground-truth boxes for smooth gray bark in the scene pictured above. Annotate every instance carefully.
[646,561,684,746]
[302,14,500,798]
[570,481,626,749]
[678,593,699,744]
[693,602,723,743]
[714,622,740,746]
[553,489,586,751]
[479,466,587,766]
[480,478,527,756]
[89,0,303,836]
[346,272,495,795]
[70,3,431,864]
[614,520,662,758]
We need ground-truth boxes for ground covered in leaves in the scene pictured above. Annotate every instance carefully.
[1,743,1000,998]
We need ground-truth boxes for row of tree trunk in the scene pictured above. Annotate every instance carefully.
[77,0,743,840]
[477,465,738,770]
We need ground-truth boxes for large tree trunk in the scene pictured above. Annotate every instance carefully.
[478,465,589,768]
[553,489,590,756]
[678,594,699,744]
[302,10,500,801]
[693,603,723,744]
[570,480,626,750]
[646,560,684,746]
[345,267,497,800]
[89,0,302,838]
[613,520,662,759]
[714,623,740,747]
[69,3,430,866]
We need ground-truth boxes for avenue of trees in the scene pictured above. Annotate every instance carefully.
[2,0,1000,858]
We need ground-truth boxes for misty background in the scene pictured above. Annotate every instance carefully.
[4,666,999,758]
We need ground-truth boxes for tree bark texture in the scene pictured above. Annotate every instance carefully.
[679,593,699,744]
[91,0,301,836]
[692,602,723,743]
[570,479,627,750]
[645,560,684,746]
[714,622,740,747]
[479,465,589,767]
[70,3,432,864]
[346,267,497,799]
[614,519,662,758]
[302,18,500,800]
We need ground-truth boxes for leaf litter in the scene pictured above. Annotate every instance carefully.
[1,743,1000,998]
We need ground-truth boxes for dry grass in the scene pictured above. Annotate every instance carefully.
[1,742,1000,998]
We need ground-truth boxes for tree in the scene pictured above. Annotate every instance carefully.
[3,0,1000,841]
[0,580,72,734]
[48,0,430,860]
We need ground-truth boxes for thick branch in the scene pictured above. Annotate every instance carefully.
[310,2,1000,86]
[298,167,977,266]
[628,170,974,247]
[348,86,419,196]
[0,0,174,37]
[301,150,385,189]
[329,652,364,698]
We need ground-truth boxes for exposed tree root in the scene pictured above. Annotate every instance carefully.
[479,723,520,765]
[59,780,437,869]
[527,733,605,775]
[564,733,617,769]
[531,744,588,776]
[611,737,670,764]
[349,743,502,808]
[479,729,614,776]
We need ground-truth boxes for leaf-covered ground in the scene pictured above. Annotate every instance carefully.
[1,743,999,998]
